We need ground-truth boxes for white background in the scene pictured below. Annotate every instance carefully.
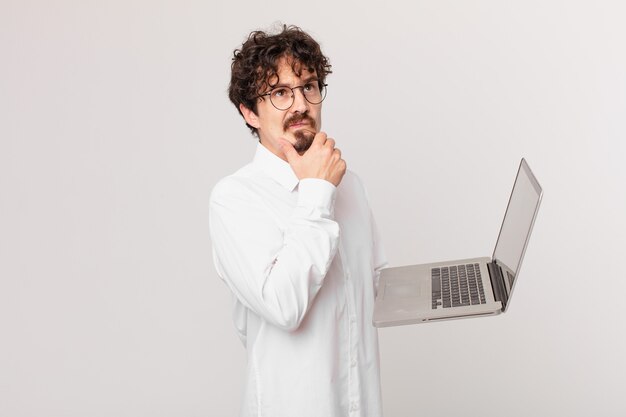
[1,1,625,416]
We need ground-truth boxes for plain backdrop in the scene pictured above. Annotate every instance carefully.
[1,1,625,416]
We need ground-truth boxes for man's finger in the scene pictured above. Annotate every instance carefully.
[312,131,327,147]
[278,139,299,163]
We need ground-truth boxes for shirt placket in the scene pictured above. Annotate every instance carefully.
[337,239,361,416]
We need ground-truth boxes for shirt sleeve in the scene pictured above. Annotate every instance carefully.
[370,211,388,296]
[209,177,340,332]
[352,172,388,296]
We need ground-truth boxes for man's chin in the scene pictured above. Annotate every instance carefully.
[293,130,315,154]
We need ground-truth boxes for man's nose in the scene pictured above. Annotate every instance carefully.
[290,87,309,113]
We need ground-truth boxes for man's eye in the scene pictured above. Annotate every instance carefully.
[272,88,288,98]
[303,83,315,92]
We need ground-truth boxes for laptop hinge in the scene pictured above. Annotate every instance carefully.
[487,261,508,311]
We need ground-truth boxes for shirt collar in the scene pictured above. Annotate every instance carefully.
[252,142,300,192]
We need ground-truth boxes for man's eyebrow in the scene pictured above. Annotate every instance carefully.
[271,76,320,88]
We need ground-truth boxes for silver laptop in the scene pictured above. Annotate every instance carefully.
[373,158,542,327]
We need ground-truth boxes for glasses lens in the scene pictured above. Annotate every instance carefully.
[267,84,327,110]
[304,83,326,105]
[269,87,293,110]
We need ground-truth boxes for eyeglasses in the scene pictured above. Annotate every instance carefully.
[258,81,328,111]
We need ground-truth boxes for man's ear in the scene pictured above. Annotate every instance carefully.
[239,104,260,129]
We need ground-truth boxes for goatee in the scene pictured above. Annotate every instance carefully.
[284,113,316,154]
[293,130,315,154]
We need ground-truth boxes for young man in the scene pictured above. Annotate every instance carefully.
[209,25,386,417]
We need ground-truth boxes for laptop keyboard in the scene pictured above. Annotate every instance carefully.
[432,263,486,309]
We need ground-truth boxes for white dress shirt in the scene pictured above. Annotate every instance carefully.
[209,143,387,417]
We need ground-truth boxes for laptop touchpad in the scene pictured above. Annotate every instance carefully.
[385,281,421,298]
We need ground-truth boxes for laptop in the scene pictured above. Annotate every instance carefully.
[373,158,543,327]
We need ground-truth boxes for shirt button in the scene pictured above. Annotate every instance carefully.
[351,358,357,367]
[350,401,359,411]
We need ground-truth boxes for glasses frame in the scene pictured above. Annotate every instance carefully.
[258,82,328,111]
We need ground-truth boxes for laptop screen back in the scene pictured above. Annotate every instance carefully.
[492,159,543,301]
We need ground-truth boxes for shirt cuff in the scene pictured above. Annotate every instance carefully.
[297,178,337,216]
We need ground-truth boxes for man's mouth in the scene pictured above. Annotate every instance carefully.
[284,114,316,132]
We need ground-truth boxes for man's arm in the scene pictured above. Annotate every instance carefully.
[210,133,346,332]
[370,212,388,296]
[210,176,339,332]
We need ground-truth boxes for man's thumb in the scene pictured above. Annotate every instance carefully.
[278,139,298,162]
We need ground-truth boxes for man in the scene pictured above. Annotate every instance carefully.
[209,25,386,417]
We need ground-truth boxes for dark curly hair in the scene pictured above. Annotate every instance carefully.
[228,25,332,136]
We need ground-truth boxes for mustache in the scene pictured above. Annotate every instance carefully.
[283,113,316,131]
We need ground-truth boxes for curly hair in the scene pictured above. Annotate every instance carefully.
[228,25,332,136]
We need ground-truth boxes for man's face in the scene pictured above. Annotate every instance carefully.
[242,57,322,161]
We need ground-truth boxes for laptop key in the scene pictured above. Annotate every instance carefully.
[432,263,488,308]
